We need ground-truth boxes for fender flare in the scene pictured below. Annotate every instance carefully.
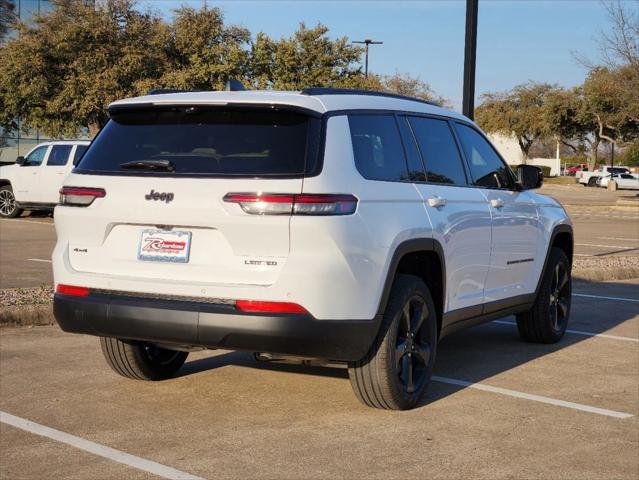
[533,223,574,298]
[375,237,446,318]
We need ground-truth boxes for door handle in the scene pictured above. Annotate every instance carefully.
[490,198,505,209]
[427,196,447,208]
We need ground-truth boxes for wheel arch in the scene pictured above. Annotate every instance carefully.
[534,223,573,297]
[376,238,446,337]
[0,179,11,188]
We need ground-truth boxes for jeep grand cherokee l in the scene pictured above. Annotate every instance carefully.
[52,88,573,410]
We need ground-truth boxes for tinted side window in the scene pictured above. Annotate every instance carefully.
[348,115,409,182]
[397,117,426,182]
[408,117,467,185]
[24,146,48,166]
[46,145,73,166]
[73,145,88,166]
[455,123,514,189]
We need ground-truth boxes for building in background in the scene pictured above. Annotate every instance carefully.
[488,133,562,176]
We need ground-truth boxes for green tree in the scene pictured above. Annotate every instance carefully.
[159,6,251,90]
[0,0,16,42]
[373,72,448,106]
[0,3,446,139]
[475,82,557,162]
[249,23,363,90]
[543,86,602,170]
[583,65,639,150]
[619,141,639,166]
[0,0,170,136]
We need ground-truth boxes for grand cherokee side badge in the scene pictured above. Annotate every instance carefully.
[145,190,174,203]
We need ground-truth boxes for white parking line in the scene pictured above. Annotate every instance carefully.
[575,243,638,249]
[431,377,634,419]
[573,293,639,303]
[0,219,53,226]
[27,258,52,263]
[492,320,638,343]
[0,411,205,480]
[598,237,639,242]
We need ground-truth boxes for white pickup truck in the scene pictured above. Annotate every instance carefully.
[0,141,90,218]
[578,165,631,186]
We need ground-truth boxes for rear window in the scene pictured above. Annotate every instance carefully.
[76,107,321,177]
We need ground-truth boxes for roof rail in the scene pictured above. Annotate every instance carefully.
[146,89,194,96]
[300,87,440,106]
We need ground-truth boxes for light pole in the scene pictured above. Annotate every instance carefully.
[352,39,383,78]
[462,0,478,119]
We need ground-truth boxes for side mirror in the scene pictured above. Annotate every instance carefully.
[516,164,543,190]
[16,156,26,166]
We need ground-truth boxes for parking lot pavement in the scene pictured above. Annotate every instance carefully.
[0,216,55,288]
[1,280,637,480]
[540,183,637,207]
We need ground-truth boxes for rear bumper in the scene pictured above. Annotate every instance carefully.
[53,292,380,362]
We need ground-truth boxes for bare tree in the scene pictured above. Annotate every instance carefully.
[599,0,639,68]
[575,1,638,68]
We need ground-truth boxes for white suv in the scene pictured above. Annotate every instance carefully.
[0,141,90,218]
[52,88,573,410]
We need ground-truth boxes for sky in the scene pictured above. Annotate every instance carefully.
[137,0,614,111]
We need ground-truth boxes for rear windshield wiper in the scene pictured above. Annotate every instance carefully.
[120,160,175,172]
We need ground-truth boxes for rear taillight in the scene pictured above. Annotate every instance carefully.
[56,284,90,297]
[236,300,308,314]
[223,193,357,215]
[59,186,106,206]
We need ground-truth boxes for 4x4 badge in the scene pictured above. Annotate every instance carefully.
[145,189,174,203]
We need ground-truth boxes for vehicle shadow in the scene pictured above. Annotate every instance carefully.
[178,278,638,409]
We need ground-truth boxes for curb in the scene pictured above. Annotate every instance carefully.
[572,268,639,282]
[0,304,55,327]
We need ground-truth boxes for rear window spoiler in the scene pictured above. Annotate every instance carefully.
[107,102,323,119]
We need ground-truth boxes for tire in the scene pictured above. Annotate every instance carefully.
[587,177,598,187]
[516,248,571,344]
[348,275,438,410]
[100,337,188,380]
[0,185,23,219]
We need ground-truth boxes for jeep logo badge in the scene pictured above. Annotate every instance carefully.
[145,189,174,203]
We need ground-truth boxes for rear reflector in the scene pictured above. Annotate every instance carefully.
[56,284,90,297]
[236,300,308,314]
[224,193,357,215]
[60,186,106,207]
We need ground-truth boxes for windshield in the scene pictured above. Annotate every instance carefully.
[76,107,321,177]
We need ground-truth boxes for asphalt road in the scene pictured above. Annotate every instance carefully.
[1,279,637,479]
[1,185,636,289]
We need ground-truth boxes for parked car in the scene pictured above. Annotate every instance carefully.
[0,141,90,218]
[597,173,639,190]
[52,88,573,410]
[578,165,631,186]
[565,163,588,176]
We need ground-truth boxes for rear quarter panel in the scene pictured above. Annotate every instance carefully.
[295,115,432,319]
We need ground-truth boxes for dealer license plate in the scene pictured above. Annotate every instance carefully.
[138,229,191,263]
